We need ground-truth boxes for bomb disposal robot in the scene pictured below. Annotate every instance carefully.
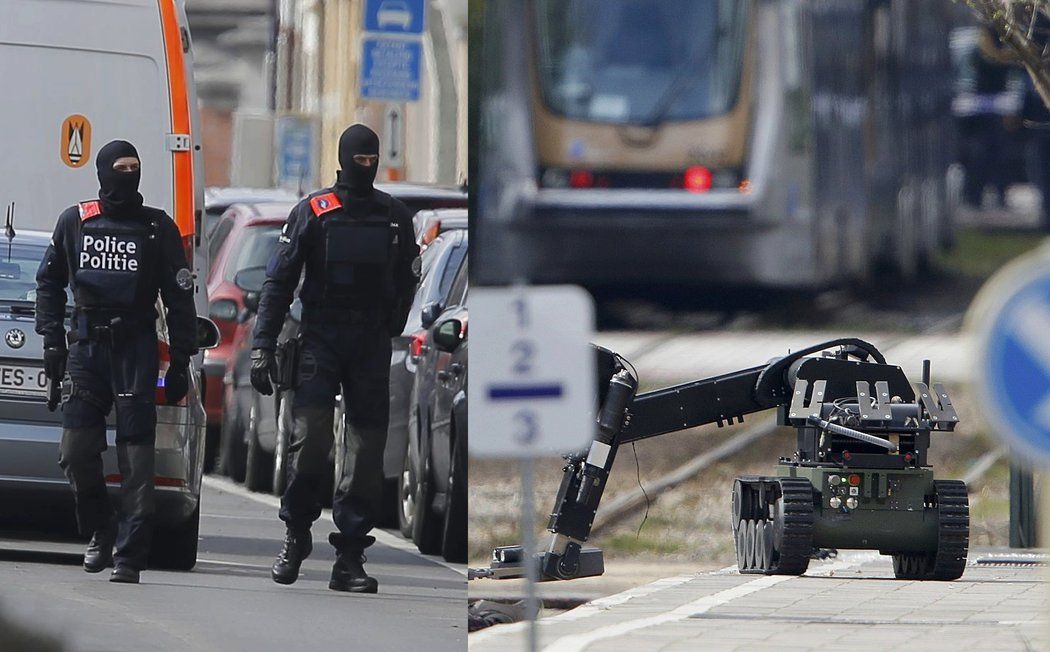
[475,339,969,582]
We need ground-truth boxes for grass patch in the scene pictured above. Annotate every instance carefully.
[936,230,1044,279]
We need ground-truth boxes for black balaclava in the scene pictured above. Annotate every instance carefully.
[335,124,380,199]
[96,140,143,216]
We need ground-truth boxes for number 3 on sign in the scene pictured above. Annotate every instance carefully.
[514,410,538,446]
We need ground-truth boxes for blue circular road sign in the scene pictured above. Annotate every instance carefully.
[976,254,1050,465]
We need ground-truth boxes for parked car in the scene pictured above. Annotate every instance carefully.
[204,187,298,239]
[222,184,468,502]
[391,230,468,528]
[0,230,220,570]
[405,259,468,562]
[415,208,468,248]
[204,201,296,474]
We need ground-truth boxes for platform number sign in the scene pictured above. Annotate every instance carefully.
[470,286,596,457]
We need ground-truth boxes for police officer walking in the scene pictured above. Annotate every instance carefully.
[36,140,198,584]
[250,124,419,593]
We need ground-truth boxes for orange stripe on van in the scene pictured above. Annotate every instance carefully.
[158,0,194,245]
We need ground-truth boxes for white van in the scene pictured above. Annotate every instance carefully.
[0,0,207,310]
[0,0,215,570]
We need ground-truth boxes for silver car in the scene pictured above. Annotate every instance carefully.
[0,229,218,570]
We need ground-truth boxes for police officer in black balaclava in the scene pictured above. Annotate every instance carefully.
[36,140,198,584]
[251,124,419,593]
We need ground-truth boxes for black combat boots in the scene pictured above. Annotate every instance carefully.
[272,528,313,585]
[329,551,378,593]
[83,527,115,573]
[109,565,140,584]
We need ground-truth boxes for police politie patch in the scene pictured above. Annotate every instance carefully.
[80,233,141,271]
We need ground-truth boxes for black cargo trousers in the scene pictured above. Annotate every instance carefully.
[279,310,392,553]
[59,317,159,571]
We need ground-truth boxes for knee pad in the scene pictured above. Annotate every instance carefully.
[62,385,109,430]
[114,395,157,445]
[289,407,335,475]
[58,427,108,470]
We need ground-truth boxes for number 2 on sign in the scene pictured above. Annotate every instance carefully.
[514,410,538,445]
[511,340,534,374]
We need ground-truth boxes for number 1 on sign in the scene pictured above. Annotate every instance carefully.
[512,297,529,329]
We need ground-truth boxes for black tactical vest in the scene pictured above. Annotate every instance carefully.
[308,192,398,305]
[73,200,157,310]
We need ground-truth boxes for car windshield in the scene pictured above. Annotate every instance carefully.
[224,225,283,283]
[533,0,748,124]
[0,241,52,303]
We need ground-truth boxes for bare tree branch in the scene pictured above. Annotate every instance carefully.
[961,0,1050,109]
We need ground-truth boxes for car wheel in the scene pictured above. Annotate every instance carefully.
[220,400,246,483]
[441,427,467,563]
[149,503,200,571]
[272,393,290,496]
[244,398,273,493]
[412,437,443,555]
[398,442,416,538]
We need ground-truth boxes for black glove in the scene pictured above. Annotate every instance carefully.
[43,346,67,382]
[250,348,277,396]
[164,354,190,405]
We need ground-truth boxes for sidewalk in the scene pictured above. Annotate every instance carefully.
[470,549,1049,651]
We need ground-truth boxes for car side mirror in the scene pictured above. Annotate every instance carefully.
[420,301,443,329]
[234,265,267,294]
[197,317,221,350]
[432,318,463,352]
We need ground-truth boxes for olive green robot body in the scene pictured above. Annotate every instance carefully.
[478,339,969,584]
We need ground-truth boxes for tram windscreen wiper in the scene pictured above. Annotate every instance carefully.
[640,22,727,127]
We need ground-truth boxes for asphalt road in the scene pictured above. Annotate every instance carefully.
[470,550,1049,651]
[0,477,466,651]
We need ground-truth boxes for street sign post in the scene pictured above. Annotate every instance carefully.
[973,251,1050,546]
[974,254,1050,465]
[361,38,422,103]
[470,284,596,652]
[470,285,596,458]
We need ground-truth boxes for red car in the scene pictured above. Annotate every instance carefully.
[202,201,296,468]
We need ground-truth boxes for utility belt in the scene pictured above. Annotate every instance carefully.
[66,311,155,347]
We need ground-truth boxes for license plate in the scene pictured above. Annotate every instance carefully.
[0,364,49,398]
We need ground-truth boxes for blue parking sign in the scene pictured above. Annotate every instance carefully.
[977,260,1050,465]
[365,0,425,35]
[361,38,421,102]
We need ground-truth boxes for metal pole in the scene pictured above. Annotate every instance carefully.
[1010,458,1037,548]
[521,456,538,652]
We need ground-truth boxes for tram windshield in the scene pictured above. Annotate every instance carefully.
[533,0,749,125]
